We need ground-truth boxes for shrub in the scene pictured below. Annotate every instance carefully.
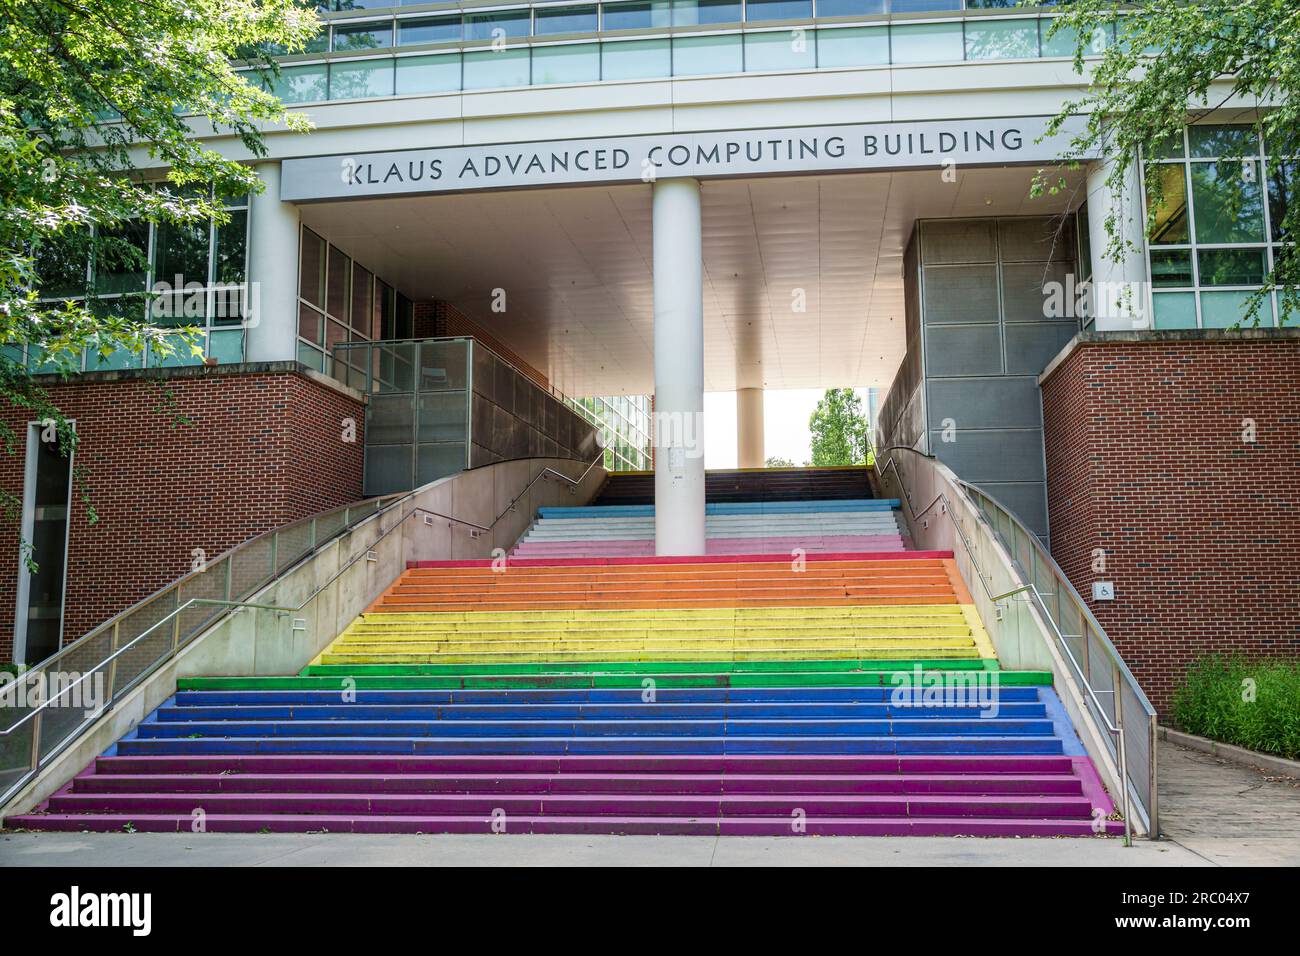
[1169,656,1300,761]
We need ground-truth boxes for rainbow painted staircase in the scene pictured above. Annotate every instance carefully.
[5,475,1121,836]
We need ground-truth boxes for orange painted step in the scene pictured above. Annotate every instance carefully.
[367,560,972,613]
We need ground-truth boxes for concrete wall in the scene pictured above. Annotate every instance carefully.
[873,445,1139,834]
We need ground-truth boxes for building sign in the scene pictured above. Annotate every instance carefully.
[280,115,1094,201]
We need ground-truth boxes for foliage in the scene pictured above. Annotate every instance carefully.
[0,0,320,536]
[808,388,871,467]
[1039,0,1300,326]
[1170,656,1300,760]
[764,456,799,468]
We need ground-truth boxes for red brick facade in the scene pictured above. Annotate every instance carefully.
[0,364,365,664]
[1040,331,1300,712]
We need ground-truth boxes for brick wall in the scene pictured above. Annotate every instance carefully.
[0,363,365,663]
[1040,331,1300,712]
[414,300,551,390]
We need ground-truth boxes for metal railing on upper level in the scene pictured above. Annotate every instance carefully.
[875,445,1158,841]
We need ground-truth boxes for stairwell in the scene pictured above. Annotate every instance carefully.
[4,470,1123,837]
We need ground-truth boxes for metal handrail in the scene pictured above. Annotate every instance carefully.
[875,444,1156,842]
[1,492,401,693]
[878,454,1034,606]
[0,455,598,806]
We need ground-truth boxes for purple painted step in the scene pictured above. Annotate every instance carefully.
[90,753,1080,775]
[70,772,1086,796]
[4,813,1126,836]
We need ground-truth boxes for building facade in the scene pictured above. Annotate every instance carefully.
[3,2,1296,710]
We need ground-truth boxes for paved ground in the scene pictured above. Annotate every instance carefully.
[0,830,1206,867]
[1154,738,1300,866]
[0,740,1292,866]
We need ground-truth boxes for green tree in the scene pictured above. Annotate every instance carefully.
[808,388,871,467]
[0,0,319,529]
[1039,0,1299,325]
[764,456,798,468]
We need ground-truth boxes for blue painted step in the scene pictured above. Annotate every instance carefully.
[136,717,1056,738]
[115,736,1066,756]
[156,703,1048,721]
[173,686,1043,706]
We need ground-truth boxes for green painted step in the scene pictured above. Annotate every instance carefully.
[300,658,1000,677]
[180,668,1052,692]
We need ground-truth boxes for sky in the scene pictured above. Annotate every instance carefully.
[702,388,871,469]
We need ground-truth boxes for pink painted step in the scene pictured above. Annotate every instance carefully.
[3,813,1125,836]
[510,535,906,558]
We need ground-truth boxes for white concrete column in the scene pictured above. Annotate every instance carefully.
[245,161,302,363]
[1084,156,1149,331]
[736,387,765,468]
[652,178,706,556]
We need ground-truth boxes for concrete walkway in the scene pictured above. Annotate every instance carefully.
[1,739,1292,866]
[0,830,1205,867]
[1154,738,1300,866]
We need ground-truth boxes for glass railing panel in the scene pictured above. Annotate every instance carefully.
[108,587,180,695]
[175,555,232,641]
[229,535,275,601]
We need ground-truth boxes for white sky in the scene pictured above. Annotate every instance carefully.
[703,388,870,469]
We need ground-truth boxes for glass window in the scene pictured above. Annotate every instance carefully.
[602,1,672,30]
[93,220,150,295]
[815,0,884,16]
[1148,132,1186,160]
[332,22,393,52]
[268,64,328,104]
[398,17,462,46]
[601,38,671,80]
[153,220,209,292]
[535,5,599,34]
[746,0,812,21]
[890,23,963,64]
[300,228,327,308]
[1200,290,1269,327]
[351,263,373,333]
[1191,161,1265,244]
[1151,291,1197,329]
[744,30,815,72]
[35,230,89,299]
[330,59,394,99]
[396,53,462,94]
[1266,160,1293,241]
[965,19,1038,60]
[463,48,531,89]
[1188,124,1259,159]
[208,329,245,364]
[327,245,350,320]
[1039,20,1111,58]
[890,0,959,10]
[672,0,741,26]
[465,11,531,41]
[213,210,245,293]
[299,303,324,345]
[298,341,324,371]
[1196,248,1267,287]
[1149,249,1193,288]
[1146,163,1189,244]
[672,33,742,75]
[532,43,601,84]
